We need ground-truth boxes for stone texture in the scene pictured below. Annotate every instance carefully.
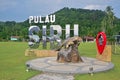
[29,73,74,80]
[26,57,114,74]
[56,36,83,63]
[27,57,114,80]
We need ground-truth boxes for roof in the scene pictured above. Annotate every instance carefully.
[83,36,95,39]
[11,36,20,38]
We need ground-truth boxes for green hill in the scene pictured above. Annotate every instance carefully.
[0,7,120,41]
[54,7,106,37]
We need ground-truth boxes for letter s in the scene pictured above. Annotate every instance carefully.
[28,26,40,48]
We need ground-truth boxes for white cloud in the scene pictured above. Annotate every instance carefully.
[0,0,119,21]
[0,0,17,11]
[23,0,65,16]
[84,5,106,10]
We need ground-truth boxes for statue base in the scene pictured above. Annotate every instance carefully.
[26,57,114,74]
[96,45,111,62]
[25,49,57,57]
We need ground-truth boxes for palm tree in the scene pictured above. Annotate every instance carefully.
[105,6,114,28]
[101,6,114,36]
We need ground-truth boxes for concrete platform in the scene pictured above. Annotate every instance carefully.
[26,57,114,74]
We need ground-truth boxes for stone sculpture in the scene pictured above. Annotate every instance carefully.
[56,36,83,63]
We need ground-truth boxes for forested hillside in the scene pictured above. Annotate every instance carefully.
[0,7,120,41]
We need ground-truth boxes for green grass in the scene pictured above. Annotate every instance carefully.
[0,42,120,80]
[75,42,120,80]
[0,42,40,80]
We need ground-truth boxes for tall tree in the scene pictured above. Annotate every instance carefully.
[101,6,114,36]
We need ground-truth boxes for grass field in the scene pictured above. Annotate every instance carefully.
[0,42,120,80]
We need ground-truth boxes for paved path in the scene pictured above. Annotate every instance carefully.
[26,57,114,80]
[29,72,74,80]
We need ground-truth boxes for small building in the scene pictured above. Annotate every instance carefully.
[10,36,20,41]
[115,35,120,44]
[83,36,95,42]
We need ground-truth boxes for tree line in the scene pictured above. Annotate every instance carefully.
[0,6,120,41]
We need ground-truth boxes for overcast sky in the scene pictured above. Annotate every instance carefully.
[0,0,120,22]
